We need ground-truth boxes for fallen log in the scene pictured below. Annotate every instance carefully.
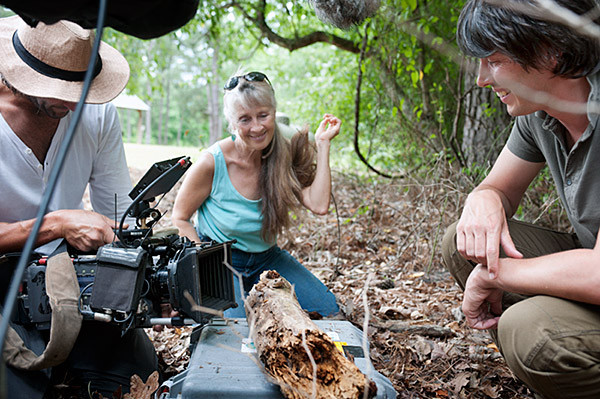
[373,320,457,339]
[245,270,377,399]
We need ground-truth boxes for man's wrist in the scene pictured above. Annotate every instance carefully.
[471,264,495,288]
[43,210,67,242]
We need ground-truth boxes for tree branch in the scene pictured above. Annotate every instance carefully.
[232,1,360,53]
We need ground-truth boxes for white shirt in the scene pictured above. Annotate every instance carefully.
[0,103,132,254]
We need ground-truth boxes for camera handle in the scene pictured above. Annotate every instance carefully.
[147,316,196,327]
[117,157,191,246]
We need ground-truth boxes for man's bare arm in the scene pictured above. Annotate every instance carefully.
[0,209,121,253]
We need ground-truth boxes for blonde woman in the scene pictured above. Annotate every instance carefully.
[172,71,340,317]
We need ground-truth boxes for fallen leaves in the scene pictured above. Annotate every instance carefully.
[145,326,192,376]
[124,372,159,399]
[275,171,536,398]
[88,166,537,399]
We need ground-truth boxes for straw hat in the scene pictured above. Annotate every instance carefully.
[0,16,130,104]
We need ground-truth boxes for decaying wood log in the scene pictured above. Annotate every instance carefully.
[245,270,377,399]
[374,320,457,339]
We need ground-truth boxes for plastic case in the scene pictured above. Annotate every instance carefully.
[158,318,397,399]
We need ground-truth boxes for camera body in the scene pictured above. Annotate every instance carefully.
[14,157,237,332]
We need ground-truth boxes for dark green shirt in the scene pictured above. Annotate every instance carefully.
[507,73,600,249]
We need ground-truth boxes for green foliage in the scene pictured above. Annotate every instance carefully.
[0,7,14,17]
[519,167,570,231]
[1,2,476,178]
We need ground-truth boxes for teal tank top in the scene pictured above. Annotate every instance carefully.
[195,143,275,252]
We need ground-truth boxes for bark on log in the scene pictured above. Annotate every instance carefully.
[245,270,377,399]
[374,320,457,339]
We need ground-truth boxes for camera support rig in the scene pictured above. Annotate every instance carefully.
[119,157,191,243]
[16,157,237,333]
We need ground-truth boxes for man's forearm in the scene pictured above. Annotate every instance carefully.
[0,212,63,253]
[496,249,600,305]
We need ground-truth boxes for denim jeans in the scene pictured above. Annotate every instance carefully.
[216,241,339,318]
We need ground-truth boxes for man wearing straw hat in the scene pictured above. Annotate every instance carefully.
[0,16,158,398]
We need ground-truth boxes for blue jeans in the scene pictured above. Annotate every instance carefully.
[218,242,339,318]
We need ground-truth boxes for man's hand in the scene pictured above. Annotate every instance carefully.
[456,188,522,279]
[54,209,123,252]
[462,264,504,329]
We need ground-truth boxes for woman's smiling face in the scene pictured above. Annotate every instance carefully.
[232,104,276,150]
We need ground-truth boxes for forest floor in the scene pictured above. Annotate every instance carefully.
[69,153,553,398]
[129,158,542,399]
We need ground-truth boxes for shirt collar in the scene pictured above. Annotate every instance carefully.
[533,71,600,133]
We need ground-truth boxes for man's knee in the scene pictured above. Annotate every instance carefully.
[498,298,550,369]
[498,296,600,398]
[441,221,458,269]
[441,221,473,290]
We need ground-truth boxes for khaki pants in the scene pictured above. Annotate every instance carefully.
[442,220,600,399]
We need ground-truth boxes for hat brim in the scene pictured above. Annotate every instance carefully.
[0,16,130,104]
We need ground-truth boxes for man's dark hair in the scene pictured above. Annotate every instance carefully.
[1,74,19,96]
[457,0,600,78]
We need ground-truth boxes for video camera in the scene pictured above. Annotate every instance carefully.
[14,157,237,333]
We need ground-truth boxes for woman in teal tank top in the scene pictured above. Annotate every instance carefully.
[172,71,340,317]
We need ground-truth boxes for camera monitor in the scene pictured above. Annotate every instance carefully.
[129,157,190,202]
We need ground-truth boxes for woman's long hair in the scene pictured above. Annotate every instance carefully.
[223,75,316,242]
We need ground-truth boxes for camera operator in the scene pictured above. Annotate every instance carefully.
[0,16,158,398]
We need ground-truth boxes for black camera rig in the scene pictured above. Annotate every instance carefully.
[14,157,237,333]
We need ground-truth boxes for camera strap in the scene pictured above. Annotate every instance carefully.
[2,250,82,370]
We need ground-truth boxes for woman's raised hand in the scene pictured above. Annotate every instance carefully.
[314,114,341,144]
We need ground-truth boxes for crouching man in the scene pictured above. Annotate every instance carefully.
[442,1,600,398]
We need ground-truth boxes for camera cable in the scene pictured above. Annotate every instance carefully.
[0,0,108,351]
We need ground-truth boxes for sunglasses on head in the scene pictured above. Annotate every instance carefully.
[224,71,271,91]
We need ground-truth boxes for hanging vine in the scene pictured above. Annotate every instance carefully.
[353,23,403,179]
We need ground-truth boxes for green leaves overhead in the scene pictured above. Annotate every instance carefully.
[102,0,486,174]
[401,0,418,12]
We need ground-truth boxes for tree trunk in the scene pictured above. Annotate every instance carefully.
[144,79,152,144]
[177,111,183,147]
[461,60,513,168]
[245,270,376,399]
[163,60,172,146]
[136,110,143,144]
[157,97,163,145]
[208,40,222,145]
